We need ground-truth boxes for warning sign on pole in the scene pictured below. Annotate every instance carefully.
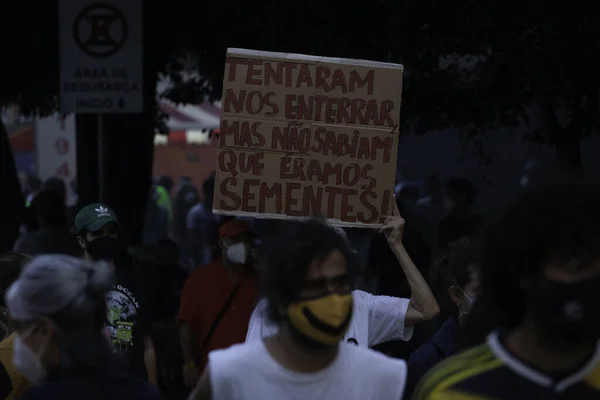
[59,0,143,114]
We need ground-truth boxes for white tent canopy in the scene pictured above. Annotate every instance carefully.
[159,100,221,131]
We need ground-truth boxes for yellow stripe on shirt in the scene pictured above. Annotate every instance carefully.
[585,363,600,391]
[418,358,504,400]
[414,344,495,398]
[428,388,492,400]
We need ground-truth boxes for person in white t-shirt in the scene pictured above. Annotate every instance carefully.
[246,199,440,348]
[189,218,409,400]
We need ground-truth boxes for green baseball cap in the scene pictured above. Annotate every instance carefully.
[74,203,120,233]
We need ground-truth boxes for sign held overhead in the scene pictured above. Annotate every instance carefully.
[213,48,403,227]
[59,0,143,114]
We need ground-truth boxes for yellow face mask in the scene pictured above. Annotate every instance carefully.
[287,293,353,346]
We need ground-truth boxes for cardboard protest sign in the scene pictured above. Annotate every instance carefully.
[213,48,403,227]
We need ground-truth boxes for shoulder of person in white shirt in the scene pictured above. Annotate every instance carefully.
[208,341,407,400]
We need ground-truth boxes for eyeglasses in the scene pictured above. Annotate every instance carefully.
[299,274,352,298]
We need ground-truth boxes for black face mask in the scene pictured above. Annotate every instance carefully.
[86,237,122,261]
[532,275,600,342]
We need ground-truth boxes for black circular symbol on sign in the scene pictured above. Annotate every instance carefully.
[73,3,128,58]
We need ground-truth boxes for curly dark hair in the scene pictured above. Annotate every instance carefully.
[261,218,353,324]
[460,179,600,348]
[429,237,480,319]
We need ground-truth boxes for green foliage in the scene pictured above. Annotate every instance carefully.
[0,1,59,116]
[383,1,600,167]
[3,0,600,167]
[172,0,600,167]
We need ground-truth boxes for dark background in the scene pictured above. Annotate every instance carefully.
[1,0,598,250]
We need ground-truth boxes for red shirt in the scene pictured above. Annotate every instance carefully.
[178,261,258,371]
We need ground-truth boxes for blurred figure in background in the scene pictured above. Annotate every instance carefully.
[438,178,479,250]
[17,172,30,199]
[42,177,66,205]
[130,240,186,399]
[69,177,77,198]
[396,184,429,249]
[0,252,31,400]
[173,181,199,269]
[5,255,161,399]
[23,174,42,208]
[42,177,77,227]
[395,183,421,213]
[13,190,81,257]
[187,173,221,269]
[405,237,480,397]
[143,185,169,246]
[0,125,26,253]
[415,181,600,399]
[416,174,448,260]
[155,176,174,228]
[18,200,39,237]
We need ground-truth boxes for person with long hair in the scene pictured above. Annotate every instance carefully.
[13,190,81,257]
[247,199,439,355]
[5,255,161,399]
[413,180,600,399]
[405,238,479,397]
[189,219,408,400]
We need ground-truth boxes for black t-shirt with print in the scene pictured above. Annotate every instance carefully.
[105,267,150,380]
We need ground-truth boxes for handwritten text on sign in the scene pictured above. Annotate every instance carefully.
[214,49,403,227]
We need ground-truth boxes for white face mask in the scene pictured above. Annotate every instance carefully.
[226,242,248,265]
[462,293,475,315]
[13,332,47,384]
[454,280,476,318]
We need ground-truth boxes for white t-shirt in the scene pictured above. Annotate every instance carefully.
[209,340,407,400]
[245,290,414,347]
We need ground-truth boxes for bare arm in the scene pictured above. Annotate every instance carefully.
[389,242,439,324]
[188,363,212,400]
[143,336,158,386]
[382,197,439,326]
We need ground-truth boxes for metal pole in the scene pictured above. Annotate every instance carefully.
[97,114,105,203]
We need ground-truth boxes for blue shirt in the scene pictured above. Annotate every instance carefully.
[406,317,459,397]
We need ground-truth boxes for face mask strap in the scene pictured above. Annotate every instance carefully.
[21,322,39,340]
[14,323,45,363]
[451,277,472,297]
[451,278,475,312]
